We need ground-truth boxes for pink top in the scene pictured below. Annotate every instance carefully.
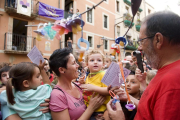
[50,84,86,120]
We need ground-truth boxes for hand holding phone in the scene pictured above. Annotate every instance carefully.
[133,51,144,73]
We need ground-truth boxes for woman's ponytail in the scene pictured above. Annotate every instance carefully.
[6,78,15,105]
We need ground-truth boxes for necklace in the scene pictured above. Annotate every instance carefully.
[89,70,103,78]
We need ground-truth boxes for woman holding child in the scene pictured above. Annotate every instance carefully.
[49,48,105,120]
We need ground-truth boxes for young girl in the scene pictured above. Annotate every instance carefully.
[0,64,11,93]
[79,50,110,119]
[104,56,112,71]
[122,69,141,120]
[6,61,52,120]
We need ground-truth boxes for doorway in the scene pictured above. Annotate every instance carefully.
[64,0,73,48]
[12,19,28,51]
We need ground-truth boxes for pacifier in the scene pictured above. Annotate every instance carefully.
[125,100,136,111]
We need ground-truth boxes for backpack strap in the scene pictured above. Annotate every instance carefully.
[53,86,68,105]
[53,82,81,93]
[72,82,82,90]
[53,87,65,94]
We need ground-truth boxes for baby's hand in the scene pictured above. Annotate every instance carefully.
[39,60,46,70]
[78,76,85,84]
[80,84,95,92]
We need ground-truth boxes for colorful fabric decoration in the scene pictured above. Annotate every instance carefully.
[77,38,89,51]
[66,14,85,34]
[38,2,64,20]
[52,19,69,40]
[111,43,120,56]
[115,37,128,48]
[77,15,89,62]
[33,23,46,41]
[43,22,56,40]
[78,47,86,62]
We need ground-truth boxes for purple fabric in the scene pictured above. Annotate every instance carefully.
[66,21,72,32]
[38,2,64,20]
[19,1,30,7]
[67,19,85,27]
[0,111,1,120]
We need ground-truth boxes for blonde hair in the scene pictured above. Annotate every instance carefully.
[105,56,112,62]
[85,50,105,63]
[146,70,157,85]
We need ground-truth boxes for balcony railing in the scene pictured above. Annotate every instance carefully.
[4,33,36,54]
[124,20,134,27]
[4,0,38,20]
[136,25,141,32]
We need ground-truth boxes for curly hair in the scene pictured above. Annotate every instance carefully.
[85,50,105,63]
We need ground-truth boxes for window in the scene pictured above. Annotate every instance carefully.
[148,9,151,14]
[104,40,108,50]
[88,36,93,47]
[103,13,109,30]
[104,0,108,4]
[137,13,140,24]
[137,13,140,19]
[126,35,131,40]
[125,6,129,13]
[87,7,92,23]
[87,34,94,48]
[104,15,108,28]
[116,0,120,12]
[117,26,120,37]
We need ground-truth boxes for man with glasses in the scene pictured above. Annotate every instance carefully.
[107,11,180,120]
[134,11,180,120]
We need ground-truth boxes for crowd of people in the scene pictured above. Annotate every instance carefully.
[0,10,180,120]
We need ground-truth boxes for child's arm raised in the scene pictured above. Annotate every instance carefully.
[39,60,51,85]
[80,84,109,96]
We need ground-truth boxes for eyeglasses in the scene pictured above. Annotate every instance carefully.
[137,35,155,46]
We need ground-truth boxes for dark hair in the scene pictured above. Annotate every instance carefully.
[0,66,11,79]
[0,62,11,69]
[44,58,53,73]
[128,64,137,75]
[49,48,71,77]
[125,52,131,57]
[124,63,131,70]
[6,62,39,105]
[44,58,49,61]
[129,71,135,75]
[143,11,180,45]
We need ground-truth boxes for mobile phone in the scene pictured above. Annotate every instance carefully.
[133,51,144,73]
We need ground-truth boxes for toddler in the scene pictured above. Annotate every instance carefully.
[79,50,110,120]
